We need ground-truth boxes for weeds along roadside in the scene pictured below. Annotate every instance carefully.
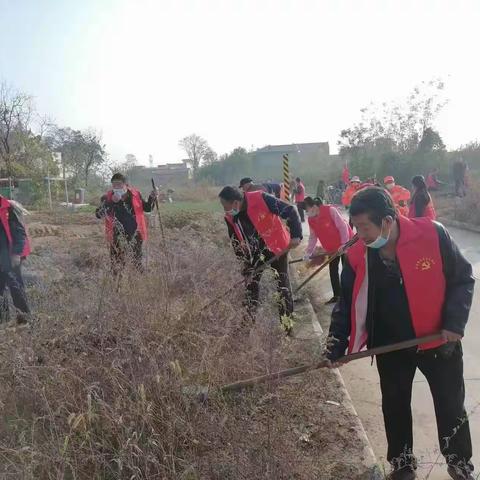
[0,209,317,479]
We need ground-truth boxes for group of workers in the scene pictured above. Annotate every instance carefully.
[0,167,474,480]
[342,174,436,220]
[220,173,474,480]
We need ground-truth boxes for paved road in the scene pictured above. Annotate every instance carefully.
[338,225,480,480]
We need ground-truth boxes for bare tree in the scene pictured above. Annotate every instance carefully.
[46,126,106,186]
[0,82,34,175]
[178,134,214,178]
[82,129,106,186]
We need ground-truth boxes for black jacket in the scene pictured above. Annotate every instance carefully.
[225,192,302,266]
[411,190,432,218]
[95,190,154,239]
[0,206,27,271]
[327,222,474,360]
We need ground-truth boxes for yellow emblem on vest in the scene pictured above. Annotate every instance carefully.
[416,257,435,271]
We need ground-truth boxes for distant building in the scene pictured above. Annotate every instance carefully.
[127,161,192,190]
[153,161,192,185]
[255,142,329,168]
[253,142,330,180]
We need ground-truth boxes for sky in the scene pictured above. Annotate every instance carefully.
[1,0,480,165]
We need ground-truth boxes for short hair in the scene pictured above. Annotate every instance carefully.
[295,177,301,182]
[350,187,396,226]
[111,173,126,183]
[303,196,323,208]
[219,186,243,203]
[239,177,253,187]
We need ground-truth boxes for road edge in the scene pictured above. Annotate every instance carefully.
[290,263,383,480]
[437,216,480,233]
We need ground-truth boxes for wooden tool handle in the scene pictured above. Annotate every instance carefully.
[218,333,444,394]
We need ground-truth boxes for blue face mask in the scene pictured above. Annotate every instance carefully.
[366,221,391,249]
[227,208,239,217]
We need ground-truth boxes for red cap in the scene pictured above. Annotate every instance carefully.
[384,176,395,184]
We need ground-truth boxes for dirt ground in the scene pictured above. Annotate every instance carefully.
[0,209,378,479]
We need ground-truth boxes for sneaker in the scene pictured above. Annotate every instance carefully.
[324,296,339,305]
[386,466,416,480]
[447,465,475,480]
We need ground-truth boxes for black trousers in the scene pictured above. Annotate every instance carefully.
[376,343,473,473]
[455,179,466,197]
[245,253,294,320]
[328,255,343,298]
[110,234,143,273]
[0,266,30,320]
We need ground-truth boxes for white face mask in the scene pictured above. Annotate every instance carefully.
[113,188,126,197]
[386,183,394,191]
[306,210,316,218]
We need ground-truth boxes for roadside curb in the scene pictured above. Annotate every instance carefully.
[437,216,480,234]
[290,263,383,480]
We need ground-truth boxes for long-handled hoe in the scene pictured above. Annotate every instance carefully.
[187,333,444,402]
[293,234,358,294]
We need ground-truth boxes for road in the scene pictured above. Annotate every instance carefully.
[300,221,480,479]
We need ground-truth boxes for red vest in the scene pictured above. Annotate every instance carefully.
[105,188,147,243]
[245,190,290,255]
[225,213,245,245]
[408,200,436,220]
[295,182,305,202]
[347,216,446,354]
[0,197,31,258]
[308,205,353,252]
[426,174,437,189]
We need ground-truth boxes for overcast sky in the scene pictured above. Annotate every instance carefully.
[1,0,480,165]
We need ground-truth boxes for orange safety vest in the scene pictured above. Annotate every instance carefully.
[0,197,31,258]
[105,188,147,244]
[347,216,446,354]
[342,185,360,207]
[245,190,290,255]
[308,205,353,252]
[388,185,411,217]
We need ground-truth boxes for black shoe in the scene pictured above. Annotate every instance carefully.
[16,313,29,325]
[386,466,416,480]
[447,465,475,480]
[324,296,339,305]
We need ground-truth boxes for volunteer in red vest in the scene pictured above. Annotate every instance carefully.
[408,175,436,220]
[95,173,157,272]
[0,195,31,324]
[426,168,444,191]
[219,186,302,334]
[341,176,361,210]
[238,177,282,199]
[303,196,353,304]
[293,177,306,222]
[326,187,474,480]
[384,176,411,216]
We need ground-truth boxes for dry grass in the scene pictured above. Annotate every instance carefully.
[434,180,480,226]
[0,211,337,479]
